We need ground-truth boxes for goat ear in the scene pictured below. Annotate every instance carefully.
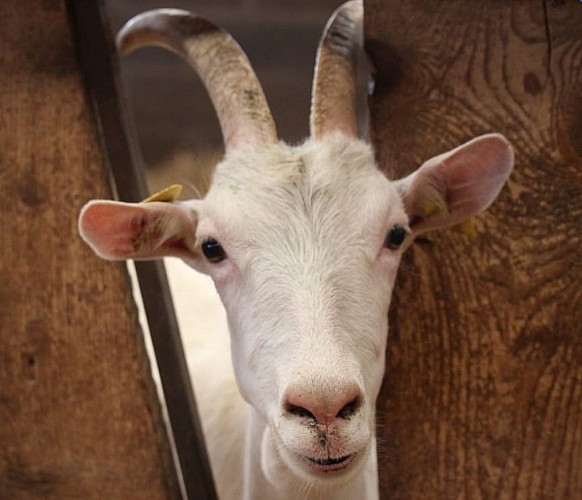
[78,200,197,260]
[395,133,514,234]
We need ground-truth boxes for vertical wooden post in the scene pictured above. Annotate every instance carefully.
[65,2,217,498]
[366,1,582,498]
[0,1,179,497]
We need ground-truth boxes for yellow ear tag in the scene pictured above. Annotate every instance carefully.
[418,193,477,238]
[418,197,448,218]
[141,184,183,203]
[450,218,478,238]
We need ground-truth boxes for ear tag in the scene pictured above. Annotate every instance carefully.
[141,184,183,203]
[418,192,477,238]
[418,194,448,219]
[450,218,477,238]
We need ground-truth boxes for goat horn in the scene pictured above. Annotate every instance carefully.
[117,9,278,151]
[310,0,363,139]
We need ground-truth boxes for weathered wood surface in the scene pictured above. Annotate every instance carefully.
[0,1,179,497]
[366,1,582,498]
[67,1,218,496]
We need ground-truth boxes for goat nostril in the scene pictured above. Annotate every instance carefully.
[283,384,363,424]
[286,403,316,421]
[336,396,361,420]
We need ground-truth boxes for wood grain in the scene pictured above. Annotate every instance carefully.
[0,1,179,497]
[365,1,582,498]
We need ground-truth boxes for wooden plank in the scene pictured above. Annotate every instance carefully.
[365,1,582,498]
[65,2,218,498]
[0,0,179,497]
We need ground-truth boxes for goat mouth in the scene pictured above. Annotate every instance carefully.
[303,453,355,472]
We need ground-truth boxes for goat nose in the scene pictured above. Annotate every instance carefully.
[283,384,363,425]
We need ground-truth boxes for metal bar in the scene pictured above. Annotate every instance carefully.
[65,1,218,499]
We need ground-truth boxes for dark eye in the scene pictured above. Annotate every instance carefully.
[384,225,407,250]
[201,238,227,263]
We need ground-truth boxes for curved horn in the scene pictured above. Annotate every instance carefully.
[310,0,363,139]
[117,9,277,151]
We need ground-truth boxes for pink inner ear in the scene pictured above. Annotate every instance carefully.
[438,134,514,216]
[79,201,196,261]
[400,133,514,233]
[79,201,150,260]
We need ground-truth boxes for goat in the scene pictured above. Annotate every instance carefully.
[78,2,514,499]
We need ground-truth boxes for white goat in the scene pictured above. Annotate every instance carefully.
[78,2,514,499]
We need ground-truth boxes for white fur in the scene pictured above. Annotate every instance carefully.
[171,134,406,500]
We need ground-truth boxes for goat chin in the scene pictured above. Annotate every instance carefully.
[261,426,371,488]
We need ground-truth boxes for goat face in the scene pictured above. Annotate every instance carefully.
[79,129,513,484]
[196,136,403,483]
[78,1,514,489]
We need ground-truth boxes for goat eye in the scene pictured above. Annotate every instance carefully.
[384,225,407,250]
[201,238,227,263]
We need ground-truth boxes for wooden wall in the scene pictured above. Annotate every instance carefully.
[366,1,582,498]
[0,1,179,497]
